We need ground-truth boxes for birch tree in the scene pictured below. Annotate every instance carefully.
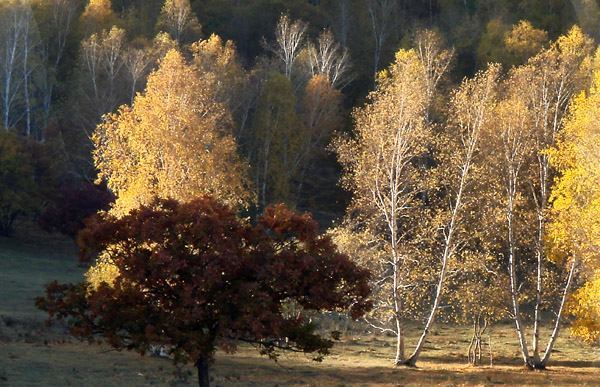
[122,47,150,104]
[412,28,454,124]
[512,26,592,369]
[156,0,201,43]
[488,69,536,366]
[31,0,79,135]
[76,26,128,132]
[0,0,27,132]
[305,29,353,89]
[334,49,428,365]
[323,0,352,49]
[264,14,307,80]
[94,49,251,217]
[191,34,249,132]
[405,64,500,366]
[547,72,600,346]
[334,43,467,366]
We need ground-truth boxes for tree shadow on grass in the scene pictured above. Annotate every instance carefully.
[214,353,600,386]
[548,359,600,368]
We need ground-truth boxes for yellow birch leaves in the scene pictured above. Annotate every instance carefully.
[94,49,250,216]
[549,73,600,343]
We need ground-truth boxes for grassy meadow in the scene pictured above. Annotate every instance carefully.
[1,222,599,386]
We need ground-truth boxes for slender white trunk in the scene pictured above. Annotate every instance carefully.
[392,248,405,364]
[406,156,470,366]
[22,22,31,137]
[540,259,576,366]
[507,188,531,366]
[2,18,21,131]
[531,210,544,364]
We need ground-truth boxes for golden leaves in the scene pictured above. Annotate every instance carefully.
[568,270,600,344]
[94,48,251,217]
[548,72,600,266]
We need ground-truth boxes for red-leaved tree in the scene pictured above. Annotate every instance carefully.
[36,197,371,386]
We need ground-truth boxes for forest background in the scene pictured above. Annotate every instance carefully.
[1,0,600,381]
[2,0,599,226]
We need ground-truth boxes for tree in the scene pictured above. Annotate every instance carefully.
[570,0,600,40]
[81,0,118,36]
[26,0,79,139]
[191,34,250,136]
[36,196,372,387]
[548,71,600,345]
[0,0,29,133]
[75,25,128,133]
[156,0,201,43]
[250,72,302,207]
[503,20,548,68]
[94,48,251,216]
[122,46,151,104]
[263,14,307,80]
[411,28,454,124]
[486,67,536,366]
[364,0,398,84]
[477,18,509,68]
[406,64,500,367]
[335,41,498,366]
[31,0,79,70]
[568,272,600,344]
[296,74,343,200]
[322,0,353,49]
[304,29,353,89]
[333,49,428,365]
[514,26,592,369]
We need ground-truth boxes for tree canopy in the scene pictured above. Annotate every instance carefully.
[94,49,251,216]
[549,72,600,345]
[36,196,371,387]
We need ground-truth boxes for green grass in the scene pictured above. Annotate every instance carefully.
[0,221,82,319]
[1,221,599,386]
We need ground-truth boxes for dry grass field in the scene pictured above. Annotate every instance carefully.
[1,222,599,386]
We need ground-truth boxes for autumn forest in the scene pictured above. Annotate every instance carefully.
[1,0,600,386]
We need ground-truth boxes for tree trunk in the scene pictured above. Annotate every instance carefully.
[507,201,531,368]
[404,157,467,367]
[196,358,210,387]
[540,259,577,367]
[531,211,544,365]
[393,287,405,365]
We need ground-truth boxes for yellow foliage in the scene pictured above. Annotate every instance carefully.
[94,48,251,216]
[89,48,251,285]
[85,253,120,286]
[157,0,201,43]
[548,73,600,265]
[338,49,427,206]
[333,48,433,329]
[504,20,548,67]
[569,270,600,344]
[81,0,118,34]
[549,72,600,343]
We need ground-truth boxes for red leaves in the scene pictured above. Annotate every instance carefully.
[37,196,371,367]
